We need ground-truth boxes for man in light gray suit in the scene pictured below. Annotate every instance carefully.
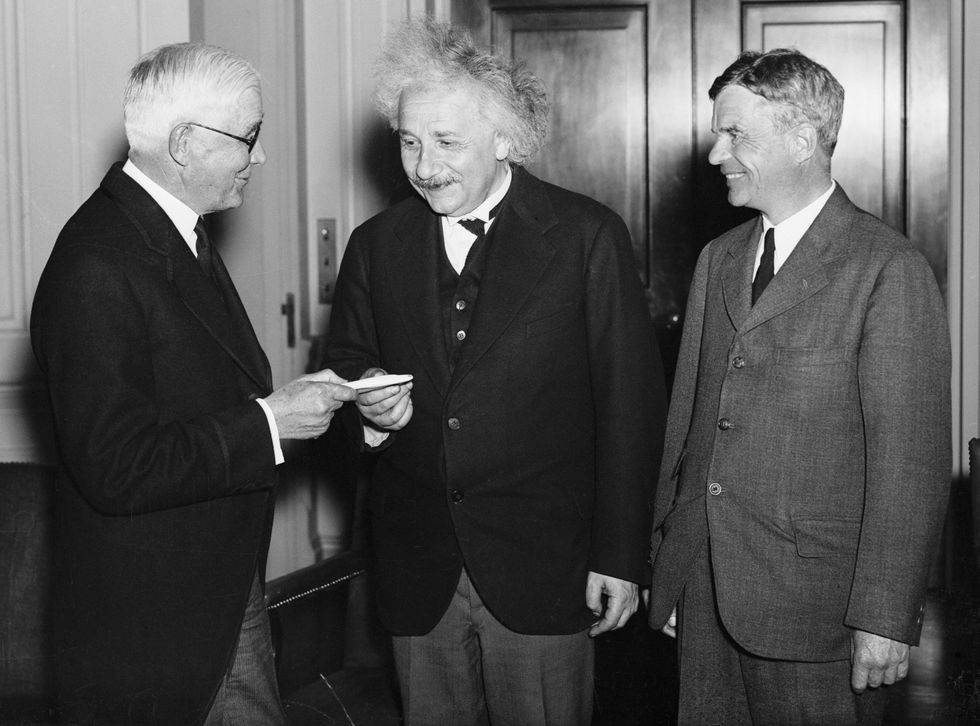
[648,48,950,725]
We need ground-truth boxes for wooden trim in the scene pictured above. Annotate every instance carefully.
[950,0,980,477]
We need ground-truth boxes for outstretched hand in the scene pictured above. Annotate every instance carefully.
[264,368,357,439]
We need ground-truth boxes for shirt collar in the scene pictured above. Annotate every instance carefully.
[123,159,200,251]
[446,166,513,226]
[762,180,836,245]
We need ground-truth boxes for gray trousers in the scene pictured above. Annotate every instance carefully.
[203,574,286,726]
[677,546,887,726]
[392,568,594,726]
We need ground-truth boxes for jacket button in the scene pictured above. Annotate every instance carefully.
[732,356,745,369]
[718,418,733,430]
[451,489,465,503]
[456,330,466,341]
[448,417,461,430]
[708,482,723,496]
[455,299,467,311]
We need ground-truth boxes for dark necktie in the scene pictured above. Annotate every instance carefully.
[456,202,502,270]
[752,227,776,305]
[194,217,214,279]
[458,217,488,245]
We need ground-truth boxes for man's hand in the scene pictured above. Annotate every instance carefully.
[264,368,357,439]
[661,606,677,639]
[354,368,414,431]
[586,572,639,637]
[850,630,910,692]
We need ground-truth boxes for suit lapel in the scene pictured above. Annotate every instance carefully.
[720,218,761,331]
[451,169,557,385]
[101,164,272,393]
[207,249,273,391]
[725,187,854,335]
[385,203,452,396]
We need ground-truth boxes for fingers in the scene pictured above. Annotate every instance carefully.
[306,367,349,384]
[661,607,677,639]
[585,577,603,615]
[357,383,413,431]
[586,574,638,637]
[850,630,910,693]
[325,382,358,404]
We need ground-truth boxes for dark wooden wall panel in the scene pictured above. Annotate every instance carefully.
[742,2,904,233]
[494,9,650,285]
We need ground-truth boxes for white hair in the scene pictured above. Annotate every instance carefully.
[123,43,260,156]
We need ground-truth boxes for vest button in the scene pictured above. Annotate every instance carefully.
[456,299,467,311]
[718,418,733,430]
[451,489,465,503]
[708,482,723,496]
[456,330,466,341]
[448,417,461,430]
[732,356,745,369]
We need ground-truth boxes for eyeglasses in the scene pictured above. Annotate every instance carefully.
[187,121,262,152]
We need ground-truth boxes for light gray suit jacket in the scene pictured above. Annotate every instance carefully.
[649,185,951,661]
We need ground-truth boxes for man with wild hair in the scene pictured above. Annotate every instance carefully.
[325,17,667,726]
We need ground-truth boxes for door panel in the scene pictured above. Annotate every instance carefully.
[743,2,904,230]
[456,0,948,330]
[494,8,649,284]
[695,0,947,293]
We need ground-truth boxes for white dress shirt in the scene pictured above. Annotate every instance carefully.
[756,181,836,276]
[441,167,512,274]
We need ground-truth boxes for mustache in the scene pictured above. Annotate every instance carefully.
[411,174,460,191]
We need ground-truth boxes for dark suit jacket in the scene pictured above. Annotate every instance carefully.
[326,167,667,636]
[649,185,951,661]
[31,163,278,725]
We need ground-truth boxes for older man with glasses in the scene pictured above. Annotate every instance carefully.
[31,42,356,725]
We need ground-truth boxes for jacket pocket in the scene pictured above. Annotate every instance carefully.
[793,517,861,557]
[525,305,574,338]
[775,346,850,366]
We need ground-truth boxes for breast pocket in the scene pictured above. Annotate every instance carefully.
[775,346,850,366]
[525,305,575,339]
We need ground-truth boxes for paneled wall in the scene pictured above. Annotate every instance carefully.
[0,0,189,462]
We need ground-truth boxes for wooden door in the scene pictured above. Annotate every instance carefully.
[454,0,949,364]
[693,0,948,297]
[494,9,649,285]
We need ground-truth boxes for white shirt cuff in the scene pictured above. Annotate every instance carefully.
[256,398,285,465]
[363,425,390,448]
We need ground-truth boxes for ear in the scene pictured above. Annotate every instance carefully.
[169,123,192,167]
[494,132,512,162]
[790,123,819,163]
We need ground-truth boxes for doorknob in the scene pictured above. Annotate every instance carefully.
[281,292,296,348]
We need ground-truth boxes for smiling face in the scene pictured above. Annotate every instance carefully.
[397,84,511,217]
[708,85,804,223]
[183,87,266,215]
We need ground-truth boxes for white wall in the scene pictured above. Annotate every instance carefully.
[0,0,189,463]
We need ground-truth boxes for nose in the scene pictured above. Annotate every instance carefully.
[707,136,729,167]
[413,143,440,180]
[250,139,267,165]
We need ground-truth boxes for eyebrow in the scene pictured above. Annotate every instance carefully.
[713,122,743,135]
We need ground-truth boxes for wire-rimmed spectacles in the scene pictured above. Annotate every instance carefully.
[187,121,262,152]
